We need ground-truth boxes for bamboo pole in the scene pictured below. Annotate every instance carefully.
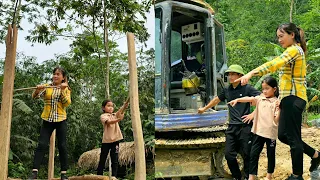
[126,32,146,180]
[0,25,18,179]
[48,130,56,179]
[14,86,58,92]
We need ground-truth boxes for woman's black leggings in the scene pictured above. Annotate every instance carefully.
[278,95,315,175]
[32,120,68,171]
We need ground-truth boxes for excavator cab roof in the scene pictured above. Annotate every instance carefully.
[155,0,215,14]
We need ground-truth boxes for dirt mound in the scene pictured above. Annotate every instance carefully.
[257,127,320,180]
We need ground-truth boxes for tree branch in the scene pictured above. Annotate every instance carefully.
[49,33,79,38]
[289,0,294,22]
[91,2,107,98]
[64,12,93,34]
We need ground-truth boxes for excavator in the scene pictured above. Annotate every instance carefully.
[154,0,242,179]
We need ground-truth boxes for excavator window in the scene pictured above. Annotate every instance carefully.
[155,8,162,110]
[170,30,183,82]
[169,21,206,111]
[186,41,204,72]
[214,22,224,71]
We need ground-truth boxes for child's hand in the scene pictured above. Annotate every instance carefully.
[122,99,129,110]
[119,98,130,114]
[275,100,280,109]
[228,99,238,107]
[242,113,254,124]
[116,112,124,121]
[198,107,206,114]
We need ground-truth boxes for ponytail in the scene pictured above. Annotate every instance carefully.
[297,27,307,53]
[277,23,307,53]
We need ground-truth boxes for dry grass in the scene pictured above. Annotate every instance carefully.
[78,148,101,170]
[78,141,154,170]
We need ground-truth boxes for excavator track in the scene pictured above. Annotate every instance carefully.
[156,125,227,148]
[156,125,227,145]
[182,124,228,132]
[156,137,225,149]
[155,125,233,178]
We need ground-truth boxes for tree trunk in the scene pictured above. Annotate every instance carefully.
[101,5,111,177]
[290,0,294,22]
[127,32,146,180]
[0,25,18,180]
[103,7,110,99]
[91,4,110,99]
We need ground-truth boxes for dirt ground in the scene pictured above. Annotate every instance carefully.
[256,126,320,180]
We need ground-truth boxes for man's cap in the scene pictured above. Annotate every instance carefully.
[225,64,245,75]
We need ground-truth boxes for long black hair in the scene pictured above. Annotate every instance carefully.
[277,23,307,53]
[262,76,279,97]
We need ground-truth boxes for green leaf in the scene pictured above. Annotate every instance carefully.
[12,98,33,114]
[9,149,13,160]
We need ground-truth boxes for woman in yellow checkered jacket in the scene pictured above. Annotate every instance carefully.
[28,67,71,180]
[235,23,320,180]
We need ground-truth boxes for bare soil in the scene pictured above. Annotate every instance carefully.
[256,127,320,180]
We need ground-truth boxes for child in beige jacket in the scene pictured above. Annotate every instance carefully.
[97,99,129,180]
[229,76,280,180]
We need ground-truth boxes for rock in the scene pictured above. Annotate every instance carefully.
[311,119,320,128]
[310,170,320,180]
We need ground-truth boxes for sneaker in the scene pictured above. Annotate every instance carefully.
[310,152,320,172]
[286,174,303,180]
[61,173,68,180]
[27,171,38,180]
[311,170,320,180]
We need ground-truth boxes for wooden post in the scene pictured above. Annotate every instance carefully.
[48,130,56,179]
[0,25,18,179]
[126,32,146,180]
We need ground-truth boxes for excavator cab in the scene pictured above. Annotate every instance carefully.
[155,0,229,130]
[154,1,237,179]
